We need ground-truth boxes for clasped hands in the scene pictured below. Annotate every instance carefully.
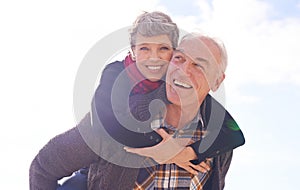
[124,128,210,175]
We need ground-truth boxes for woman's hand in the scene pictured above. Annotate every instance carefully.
[173,158,211,175]
[124,128,212,174]
[124,128,191,163]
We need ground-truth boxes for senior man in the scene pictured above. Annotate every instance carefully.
[125,32,243,190]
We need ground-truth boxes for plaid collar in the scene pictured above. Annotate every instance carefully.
[150,110,204,139]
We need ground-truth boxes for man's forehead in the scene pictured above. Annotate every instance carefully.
[174,50,210,71]
[177,36,221,64]
[178,37,210,52]
[176,39,209,60]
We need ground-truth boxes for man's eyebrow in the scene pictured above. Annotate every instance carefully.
[195,57,209,64]
[176,49,209,64]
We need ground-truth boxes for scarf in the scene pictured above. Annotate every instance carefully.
[123,53,163,95]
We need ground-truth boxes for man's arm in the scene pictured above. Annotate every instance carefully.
[203,150,233,190]
[189,94,245,163]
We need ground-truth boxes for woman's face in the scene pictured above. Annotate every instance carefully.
[132,34,173,81]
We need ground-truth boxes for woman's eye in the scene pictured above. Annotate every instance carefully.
[139,47,149,51]
[160,46,170,51]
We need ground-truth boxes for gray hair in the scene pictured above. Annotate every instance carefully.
[212,37,228,73]
[181,33,228,72]
[129,11,179,48]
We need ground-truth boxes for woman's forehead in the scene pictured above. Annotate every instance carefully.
[135,34,172,47]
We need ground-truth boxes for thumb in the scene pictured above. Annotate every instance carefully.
[124,146,143,154]
[124,146,152,157]
[155,128,171,140]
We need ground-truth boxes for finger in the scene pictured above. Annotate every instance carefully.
[174,138,192,147]
[183,166,198,175]
[189,162,210,173]
[155,128,171,140]
[124,146,159,158]
[124,147,145,155]
[190,164,207,173]
[198,161,211,171]
[176,163,198,175]
[123,146,135,153]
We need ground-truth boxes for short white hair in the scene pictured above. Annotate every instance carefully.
[181,32,228,73]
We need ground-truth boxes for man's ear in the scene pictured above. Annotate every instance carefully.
[211,73,225,92]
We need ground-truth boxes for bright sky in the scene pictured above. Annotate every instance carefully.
[1,0,300,189]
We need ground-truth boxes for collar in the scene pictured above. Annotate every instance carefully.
[150,110,204,138]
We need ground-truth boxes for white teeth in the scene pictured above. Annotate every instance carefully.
[173,79,192,89]
[147,66,162,70]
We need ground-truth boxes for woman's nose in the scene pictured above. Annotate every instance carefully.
[150,50,159,59]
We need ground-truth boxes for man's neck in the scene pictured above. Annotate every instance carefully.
[165,103,200,129]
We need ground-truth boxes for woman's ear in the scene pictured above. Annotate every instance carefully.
[130,47,136,61]
[211,73,225,92]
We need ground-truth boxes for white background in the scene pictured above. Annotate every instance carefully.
[1,0,300,189]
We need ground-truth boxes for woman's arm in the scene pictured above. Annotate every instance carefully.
[29,113,99,190]
[92,61,162,148]
[125,92,245,167]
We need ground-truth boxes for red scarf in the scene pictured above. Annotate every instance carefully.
[124,53,163,95]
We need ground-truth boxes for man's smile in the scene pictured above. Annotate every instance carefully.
[173,79,192,89]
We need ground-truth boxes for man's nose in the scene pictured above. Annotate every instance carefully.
[180,60,191,76]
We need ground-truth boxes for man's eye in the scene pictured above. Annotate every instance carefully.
[193,63,205,70]
[173,55,182,60]
[172,55,185,64]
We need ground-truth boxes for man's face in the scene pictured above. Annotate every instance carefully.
[132,34,173,81]
[166,36,222,107]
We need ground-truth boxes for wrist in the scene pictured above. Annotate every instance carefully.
[184,146,198,160]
